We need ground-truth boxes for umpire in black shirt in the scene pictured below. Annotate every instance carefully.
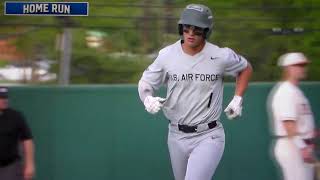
[0,87,35,180]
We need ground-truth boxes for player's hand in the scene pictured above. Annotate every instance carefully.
[24,162,35,180]
[301,145,316,163]
[144,96,166,114]
[224,95,242,120]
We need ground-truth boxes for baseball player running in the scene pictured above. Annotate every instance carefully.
[138,4,252,180]
[268,53,315,180]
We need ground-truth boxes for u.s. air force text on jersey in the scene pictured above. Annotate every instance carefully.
[169,73,222,82]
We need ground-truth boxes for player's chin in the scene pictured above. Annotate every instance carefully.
[300,74,307,80]
[298,72,307,80]
[185,41,200,48]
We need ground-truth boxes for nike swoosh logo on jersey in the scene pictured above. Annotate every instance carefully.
[210,57,218,60]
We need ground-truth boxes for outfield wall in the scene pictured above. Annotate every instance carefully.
[8,82,320,180]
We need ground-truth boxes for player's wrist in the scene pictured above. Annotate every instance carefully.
[232,95,243,106]
[234,95,242,98]
[144,95,153,102]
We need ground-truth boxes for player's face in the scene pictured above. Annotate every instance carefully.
[182,25,205,48]
[288,63,308,80]
[0,98,8,110]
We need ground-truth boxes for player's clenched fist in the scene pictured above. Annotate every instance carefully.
[224,95,243,119]
[144,96,166,114]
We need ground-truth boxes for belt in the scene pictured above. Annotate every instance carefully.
[0,157,17,167]
[274,136,315,145]
[303,138,315,145]
[178,121,217,133]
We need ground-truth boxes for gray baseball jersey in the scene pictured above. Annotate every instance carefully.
[140,40,248,125]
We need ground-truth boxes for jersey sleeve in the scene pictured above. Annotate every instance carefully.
[16,111,33,141]
[276,89,298,121]
[223,48,248,77]
[140,52,167,90]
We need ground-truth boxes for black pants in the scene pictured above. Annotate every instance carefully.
[0,160,23,180]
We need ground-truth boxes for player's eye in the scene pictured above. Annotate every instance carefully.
[182,25,204,36]
[293,63,307,67]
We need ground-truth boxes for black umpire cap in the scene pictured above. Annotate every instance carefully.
[0,87,8,99]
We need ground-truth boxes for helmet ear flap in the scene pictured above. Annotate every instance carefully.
[178,24,184,43]
[203,28,209,39]
[178,24,183,35]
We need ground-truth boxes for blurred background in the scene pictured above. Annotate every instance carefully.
[1,1,320,180]
[0,0,319,85]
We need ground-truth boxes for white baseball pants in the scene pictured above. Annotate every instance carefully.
[274,138,314,180]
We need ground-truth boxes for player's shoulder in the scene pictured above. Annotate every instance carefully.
[220,47,239,58]
[274,82,297,97]
[158,40,180,56]
[270,82,301,108]
[3,108,24,119]
[204,42,237,58]
[204,42,222,54]
[154,40,181,63]
[204,41,220,50]
[4,108,20,114]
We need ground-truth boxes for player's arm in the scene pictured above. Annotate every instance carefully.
[138,53,166,114]
[224,63,252,119]
[223,48,252,119]
[17,112,35,180]
[235,63,252,96]
[282,120,315,163]
[278,92,314,163]
[22,139,35,180]
[138,80,165,114]
[138,80,154,102]
[138,80,165,115]
[283,120,304,146]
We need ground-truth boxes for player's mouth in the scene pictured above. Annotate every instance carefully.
[186,37,195,43]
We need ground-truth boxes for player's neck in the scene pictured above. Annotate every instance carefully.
[282,72,300,86]
[284,77,299,86]
[181,41,205,56]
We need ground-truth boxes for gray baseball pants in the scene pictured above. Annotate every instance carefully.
[168,122,225,180]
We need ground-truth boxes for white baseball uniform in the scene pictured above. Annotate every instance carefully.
[138,40,248,180]
[268,81,315,180]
